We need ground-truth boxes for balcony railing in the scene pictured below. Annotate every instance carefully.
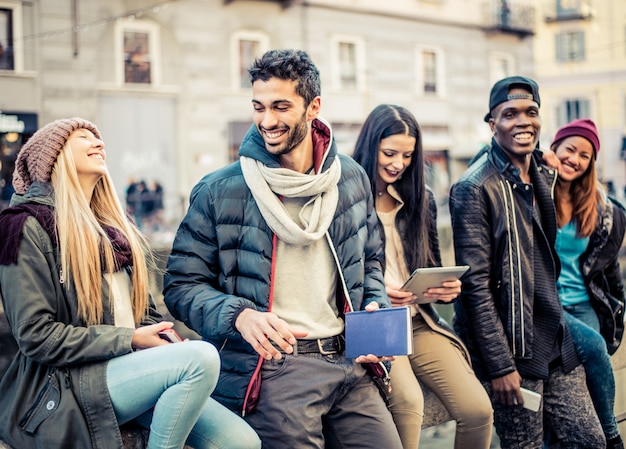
[482,1,535,37]
[544,1,593,23]
[223,0,295,8]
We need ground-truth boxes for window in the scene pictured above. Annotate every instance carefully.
[556,31,585,62]
[489,52,515,85]
[228,121,250,162]
[230,31,269,90]
[423,51,437,93]
[338,42,357,89]
[556,0,581,18]
[115,19,161,85]
[416,45,445,97]
[0,1,22,72]
[0,8,12,70]
[556,98,590,127]
[330,35,366,91]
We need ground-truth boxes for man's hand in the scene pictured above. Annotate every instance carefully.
[540,147,561,170]
[492,371,523,407]
[235,309,308,360]
[354,302,396,364]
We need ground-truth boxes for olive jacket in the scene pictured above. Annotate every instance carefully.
[0,183,160,449]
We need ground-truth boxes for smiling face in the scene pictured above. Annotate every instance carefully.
[553,135,594,184]
[376,133,415,190]
[252,77,320,161]
[67,128,107,185]
[489,87,541,164]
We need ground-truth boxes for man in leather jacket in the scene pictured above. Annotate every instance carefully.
[449,76,605,448]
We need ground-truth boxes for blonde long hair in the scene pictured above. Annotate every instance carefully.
[50,140,152,325]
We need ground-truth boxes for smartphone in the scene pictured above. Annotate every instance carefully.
[519,387,542,412]
[158,328,183,343]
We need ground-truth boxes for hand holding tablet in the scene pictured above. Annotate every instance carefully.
[400,265,470,304]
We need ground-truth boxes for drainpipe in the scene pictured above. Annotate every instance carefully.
[72,0,79,57]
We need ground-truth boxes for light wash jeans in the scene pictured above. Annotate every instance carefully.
[107,340,261,449]
[564,302,619,440]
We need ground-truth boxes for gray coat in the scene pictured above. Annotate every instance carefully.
[0,184,161,449]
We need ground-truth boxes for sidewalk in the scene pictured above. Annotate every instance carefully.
[419,422,501,449]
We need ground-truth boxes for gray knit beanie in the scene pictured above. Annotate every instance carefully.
[13,117,102,194]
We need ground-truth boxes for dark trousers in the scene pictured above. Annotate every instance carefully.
[482,364,605,448]
[244,352,402,449]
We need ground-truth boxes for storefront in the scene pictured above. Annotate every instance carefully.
[0,111,38,208]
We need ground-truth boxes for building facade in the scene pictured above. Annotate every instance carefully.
[533,0,626,200]
[0,0,534,221]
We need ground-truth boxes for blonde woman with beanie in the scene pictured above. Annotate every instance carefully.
[0,118,260,449]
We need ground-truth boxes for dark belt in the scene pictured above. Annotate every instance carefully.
[295,335,345,355]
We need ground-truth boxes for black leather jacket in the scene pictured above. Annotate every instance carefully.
[449,141,579,381]
[581,196,626,354]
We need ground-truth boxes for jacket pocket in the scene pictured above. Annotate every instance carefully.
[18,371,60,434]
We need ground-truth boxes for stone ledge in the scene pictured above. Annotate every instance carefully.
[0,425,194,449]
[421,382,452,428]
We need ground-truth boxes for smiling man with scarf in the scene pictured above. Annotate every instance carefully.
[163,49,402,449]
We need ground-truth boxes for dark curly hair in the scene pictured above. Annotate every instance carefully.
[248,49,321,107]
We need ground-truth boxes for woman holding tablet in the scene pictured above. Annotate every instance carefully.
[352,105,493,449]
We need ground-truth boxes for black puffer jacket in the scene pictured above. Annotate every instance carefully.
[581,196,626,354]
[164,119,389,414]
[449,141,579,381]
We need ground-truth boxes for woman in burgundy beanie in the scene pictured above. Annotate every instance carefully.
[550,118,625,449]
[552,118,601,157]
[0,118,260,449]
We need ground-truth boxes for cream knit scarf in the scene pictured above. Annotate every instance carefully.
[240,155,341,245]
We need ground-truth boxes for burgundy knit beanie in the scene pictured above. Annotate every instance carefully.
[552,118,600,157]
[13,117,102,194]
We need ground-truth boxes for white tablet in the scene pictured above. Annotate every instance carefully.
[400,265,470,304]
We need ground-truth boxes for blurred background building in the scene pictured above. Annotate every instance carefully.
[0,0,539,222]
[533,0,626,200]
[0,0,624,225]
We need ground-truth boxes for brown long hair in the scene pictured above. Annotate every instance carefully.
[551,140,604,237]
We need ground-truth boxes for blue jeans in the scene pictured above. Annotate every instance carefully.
[564,303,619,440]
[107,340,261,449]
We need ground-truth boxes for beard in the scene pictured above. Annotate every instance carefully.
[261,112,309,156]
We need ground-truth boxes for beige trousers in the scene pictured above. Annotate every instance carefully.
[387,314,493,449]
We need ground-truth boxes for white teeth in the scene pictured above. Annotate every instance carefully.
[90,154,103,159]
[265,130,284,139]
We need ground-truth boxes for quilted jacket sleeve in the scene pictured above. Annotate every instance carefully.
[163,177,260,342]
